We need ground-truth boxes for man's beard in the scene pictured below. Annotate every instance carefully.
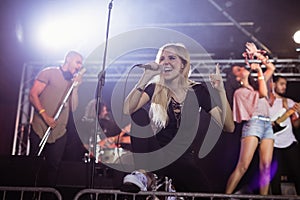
[275,88,286,96]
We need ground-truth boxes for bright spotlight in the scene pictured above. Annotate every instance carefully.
[36,15,94,50]
[293,30,300,44]
[38,18,80,49]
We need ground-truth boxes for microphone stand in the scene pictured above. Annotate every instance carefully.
[90,0,114,189]
[37,80,80,156]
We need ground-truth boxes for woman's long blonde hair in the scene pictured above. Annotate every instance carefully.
[149,43,193,128]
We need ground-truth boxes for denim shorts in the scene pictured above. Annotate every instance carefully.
[241,116,274,140]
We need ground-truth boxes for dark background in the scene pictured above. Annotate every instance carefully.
[0,0,300,193]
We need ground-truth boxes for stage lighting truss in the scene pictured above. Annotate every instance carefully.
[11,57,300,155]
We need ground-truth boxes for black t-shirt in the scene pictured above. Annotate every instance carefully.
[98,118,122,137]
[131,82,216,153]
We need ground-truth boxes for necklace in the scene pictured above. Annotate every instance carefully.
[171,97,184,128]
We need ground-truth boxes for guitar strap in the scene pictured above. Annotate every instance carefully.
[282,97,297,120]
[282,97,288,110]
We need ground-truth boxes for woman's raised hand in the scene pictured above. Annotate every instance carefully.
[245,42,258,56]
[209,63,225,92]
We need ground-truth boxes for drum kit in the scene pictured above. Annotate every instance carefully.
[84,134,133,165]
[98,147,130,164]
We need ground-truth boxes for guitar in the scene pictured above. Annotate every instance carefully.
[272,107,296,135]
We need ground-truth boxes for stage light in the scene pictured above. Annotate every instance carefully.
[293,30,300,44]
[36,16,89,50]
[33,4,108,54]
[29,1,145,57]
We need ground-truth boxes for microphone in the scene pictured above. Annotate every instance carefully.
[73,67,86,86]
[73,67,86,77]
[135,63,160,70]
[78,67,87,75]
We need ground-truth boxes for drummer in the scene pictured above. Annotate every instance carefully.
[81,99,131,151]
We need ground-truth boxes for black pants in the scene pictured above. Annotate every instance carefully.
[271,142,300,195]
[155,153,212,193]
[29,130,67,187]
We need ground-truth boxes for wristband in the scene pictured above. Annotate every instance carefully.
[258,76,264,80]
[39,109,46,114]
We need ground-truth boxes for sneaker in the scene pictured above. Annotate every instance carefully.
[122,171,148,192]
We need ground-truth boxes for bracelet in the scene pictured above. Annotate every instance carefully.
[258,76,264,80]
[39,109,46,114]
[136,87,144,92]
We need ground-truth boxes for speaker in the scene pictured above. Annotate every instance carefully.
[281,182,297,195]
[0,156,45,186]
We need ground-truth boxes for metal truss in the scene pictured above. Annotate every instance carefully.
[12,58,300,155]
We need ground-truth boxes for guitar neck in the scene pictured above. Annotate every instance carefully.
[275,109,295,124]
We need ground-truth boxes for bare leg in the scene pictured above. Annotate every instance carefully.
[259,138,274,195]
[225,136,259,194]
